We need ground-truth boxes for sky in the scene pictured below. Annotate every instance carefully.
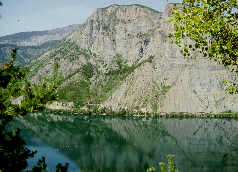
[0,0,181,37]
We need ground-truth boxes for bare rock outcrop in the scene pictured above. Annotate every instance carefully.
[30,4,238,113]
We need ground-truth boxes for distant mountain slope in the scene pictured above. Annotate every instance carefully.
[29,4,238,113]
[0,24,79,65]
[0,24,79,46]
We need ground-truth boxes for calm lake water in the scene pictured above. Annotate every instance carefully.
[12,113,238,172]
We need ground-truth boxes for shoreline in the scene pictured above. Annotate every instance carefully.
[38,107,238,119]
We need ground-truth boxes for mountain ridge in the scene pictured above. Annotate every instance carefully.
[100,3,163,13]
[0,24,80,66]
[0,24,79,46]
[29,3,238,113]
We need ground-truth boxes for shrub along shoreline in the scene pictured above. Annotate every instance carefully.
[41,105,238,119]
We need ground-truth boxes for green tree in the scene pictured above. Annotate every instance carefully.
[0,49,67,171]
[114,53,127,71]
[80,62,94,79]
[168,0,238,92]
[147,155,179,172]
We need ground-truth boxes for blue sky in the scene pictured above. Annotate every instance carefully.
[0,0,181,37]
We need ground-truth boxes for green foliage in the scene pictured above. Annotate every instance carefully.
[147,155,178,172]
[92,54,142,104]
[21,78,58,112]
[169,0,238,63]
[50,40,91,62]
[0,49,36,171]
[32,157,47,172]
[29,40,91,79]
[58,80,89,106]
[147,166,156,172]
[169,0,238,92]
[223,80,238,94]
[58,62,94,106]
[0,40,61,67]
[18,60,60,113]
[57,55,155,108]
[159,162,166,172]
[167,155,177,172]
[31,156,69,172]
[113,53,127,70]
[0,49,64,171]
[58,54,132,106]
[80,62,95,79]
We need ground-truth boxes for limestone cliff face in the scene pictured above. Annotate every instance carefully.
[67,4,163,65]
[31,4,238,113]
[97,4,238,112]
[99,4,238,113]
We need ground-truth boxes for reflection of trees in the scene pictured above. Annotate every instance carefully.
[13,114,238,172]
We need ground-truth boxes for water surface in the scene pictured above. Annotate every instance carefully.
[13,113,238,172]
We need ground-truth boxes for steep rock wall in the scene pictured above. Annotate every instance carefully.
[30,4,238,113]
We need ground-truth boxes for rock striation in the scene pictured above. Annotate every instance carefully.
[30,4,238,113]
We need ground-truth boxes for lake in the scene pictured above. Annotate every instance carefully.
[12,112,238,172]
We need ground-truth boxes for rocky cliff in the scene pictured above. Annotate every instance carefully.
[0,24,79,65]
[30,4,238,113]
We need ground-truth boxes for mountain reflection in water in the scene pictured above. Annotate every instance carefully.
[12,113,238,172]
